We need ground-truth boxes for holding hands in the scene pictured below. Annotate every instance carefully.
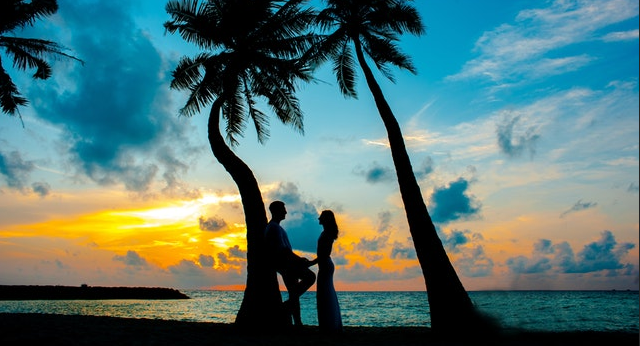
[307,257,318,267]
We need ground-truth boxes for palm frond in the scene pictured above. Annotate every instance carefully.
[223,86,248,147]
[7,48,51,79]
[167,0,317,145]
[164,0,218,50]
[243,81,270,144]
[0,37,83,75]
[0,0,58,33]
[170,53,212,90]
[314,0,424,86]
[333,40,357,98]
[0,1,82,116]
[264,78,304,134]
[268,86,304,135]
[0,64,28,116]
[369,1,425,36]
[259,0,316,57]
[362,33,416,76]
[314,7,341,33]
[244,60,303,134]
[300,28,344,71]
[179,69,219,117]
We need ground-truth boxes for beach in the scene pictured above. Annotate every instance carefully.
[0,313,637,346]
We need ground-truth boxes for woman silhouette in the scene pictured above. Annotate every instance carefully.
[310,210,343,333]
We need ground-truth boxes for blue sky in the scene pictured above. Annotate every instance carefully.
[0,0,638,291]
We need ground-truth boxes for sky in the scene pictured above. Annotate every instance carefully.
[0,0,638,292]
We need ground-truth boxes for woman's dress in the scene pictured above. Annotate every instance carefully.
[316,232,342,332]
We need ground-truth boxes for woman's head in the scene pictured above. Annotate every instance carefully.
[319,210,338,239]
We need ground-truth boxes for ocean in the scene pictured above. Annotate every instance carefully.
[0,290,637,333]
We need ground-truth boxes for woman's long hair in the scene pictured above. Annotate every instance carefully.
[319,210,339,240]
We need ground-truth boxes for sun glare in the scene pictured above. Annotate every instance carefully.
[112,192,241,227]
[123,203,199,223]
[210,237,232,247]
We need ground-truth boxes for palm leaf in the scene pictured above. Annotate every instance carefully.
[0,2,82,116]
[362,33,416,77]
[313,0,424,90]
[333,40,357,98]
[0,65,28,115]
[1,37,83,78]
[223,86,247,146]
[243,82,270,144]
[179,69,219,117]
[170,53,212,90]
[164,0,218,50]
[0,0,58,33]
[167,0,314,145]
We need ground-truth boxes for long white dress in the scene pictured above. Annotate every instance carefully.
[316,231,343,332]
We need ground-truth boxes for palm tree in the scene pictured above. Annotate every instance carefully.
[164,0,318,329]
[310,0,493,333]
[0,0,82,119]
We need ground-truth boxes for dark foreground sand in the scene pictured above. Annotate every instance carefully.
[0,313,637,346]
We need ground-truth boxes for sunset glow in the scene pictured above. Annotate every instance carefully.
[0,0,637,292]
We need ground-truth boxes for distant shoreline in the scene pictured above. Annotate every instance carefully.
[0,285,190,300]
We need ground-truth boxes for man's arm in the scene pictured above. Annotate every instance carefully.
[267,224,311,267]
[265,223,289,251]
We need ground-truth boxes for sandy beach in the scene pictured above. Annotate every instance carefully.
[0,313,637,346]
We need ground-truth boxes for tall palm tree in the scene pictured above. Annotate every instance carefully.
[0,0,82,119]
[164,0,318,329]
[310,0,493,333]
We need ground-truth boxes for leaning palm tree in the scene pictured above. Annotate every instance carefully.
[0,0,82,119]
[164,0,318,329]
[310,0,493,333]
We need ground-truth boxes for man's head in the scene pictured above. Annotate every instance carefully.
[269,201,287,222]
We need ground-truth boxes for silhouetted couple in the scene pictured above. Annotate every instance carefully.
[265,201,343,333]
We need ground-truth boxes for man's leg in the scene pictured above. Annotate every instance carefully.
[283,268,316,326]
[282,274,301,326]
[297,267,316,296]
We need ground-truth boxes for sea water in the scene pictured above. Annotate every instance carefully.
[0,290,637,332]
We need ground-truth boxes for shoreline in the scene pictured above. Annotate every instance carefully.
[0,285,189,300]
[0,313,637,346]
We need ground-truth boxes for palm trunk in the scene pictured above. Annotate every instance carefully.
[206,98,287,329]
[353,41,484,333]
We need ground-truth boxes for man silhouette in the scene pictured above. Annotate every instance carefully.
[265,200,316,327]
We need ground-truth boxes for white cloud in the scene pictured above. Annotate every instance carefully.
[447,0,639,84]
[601,29,640,42]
